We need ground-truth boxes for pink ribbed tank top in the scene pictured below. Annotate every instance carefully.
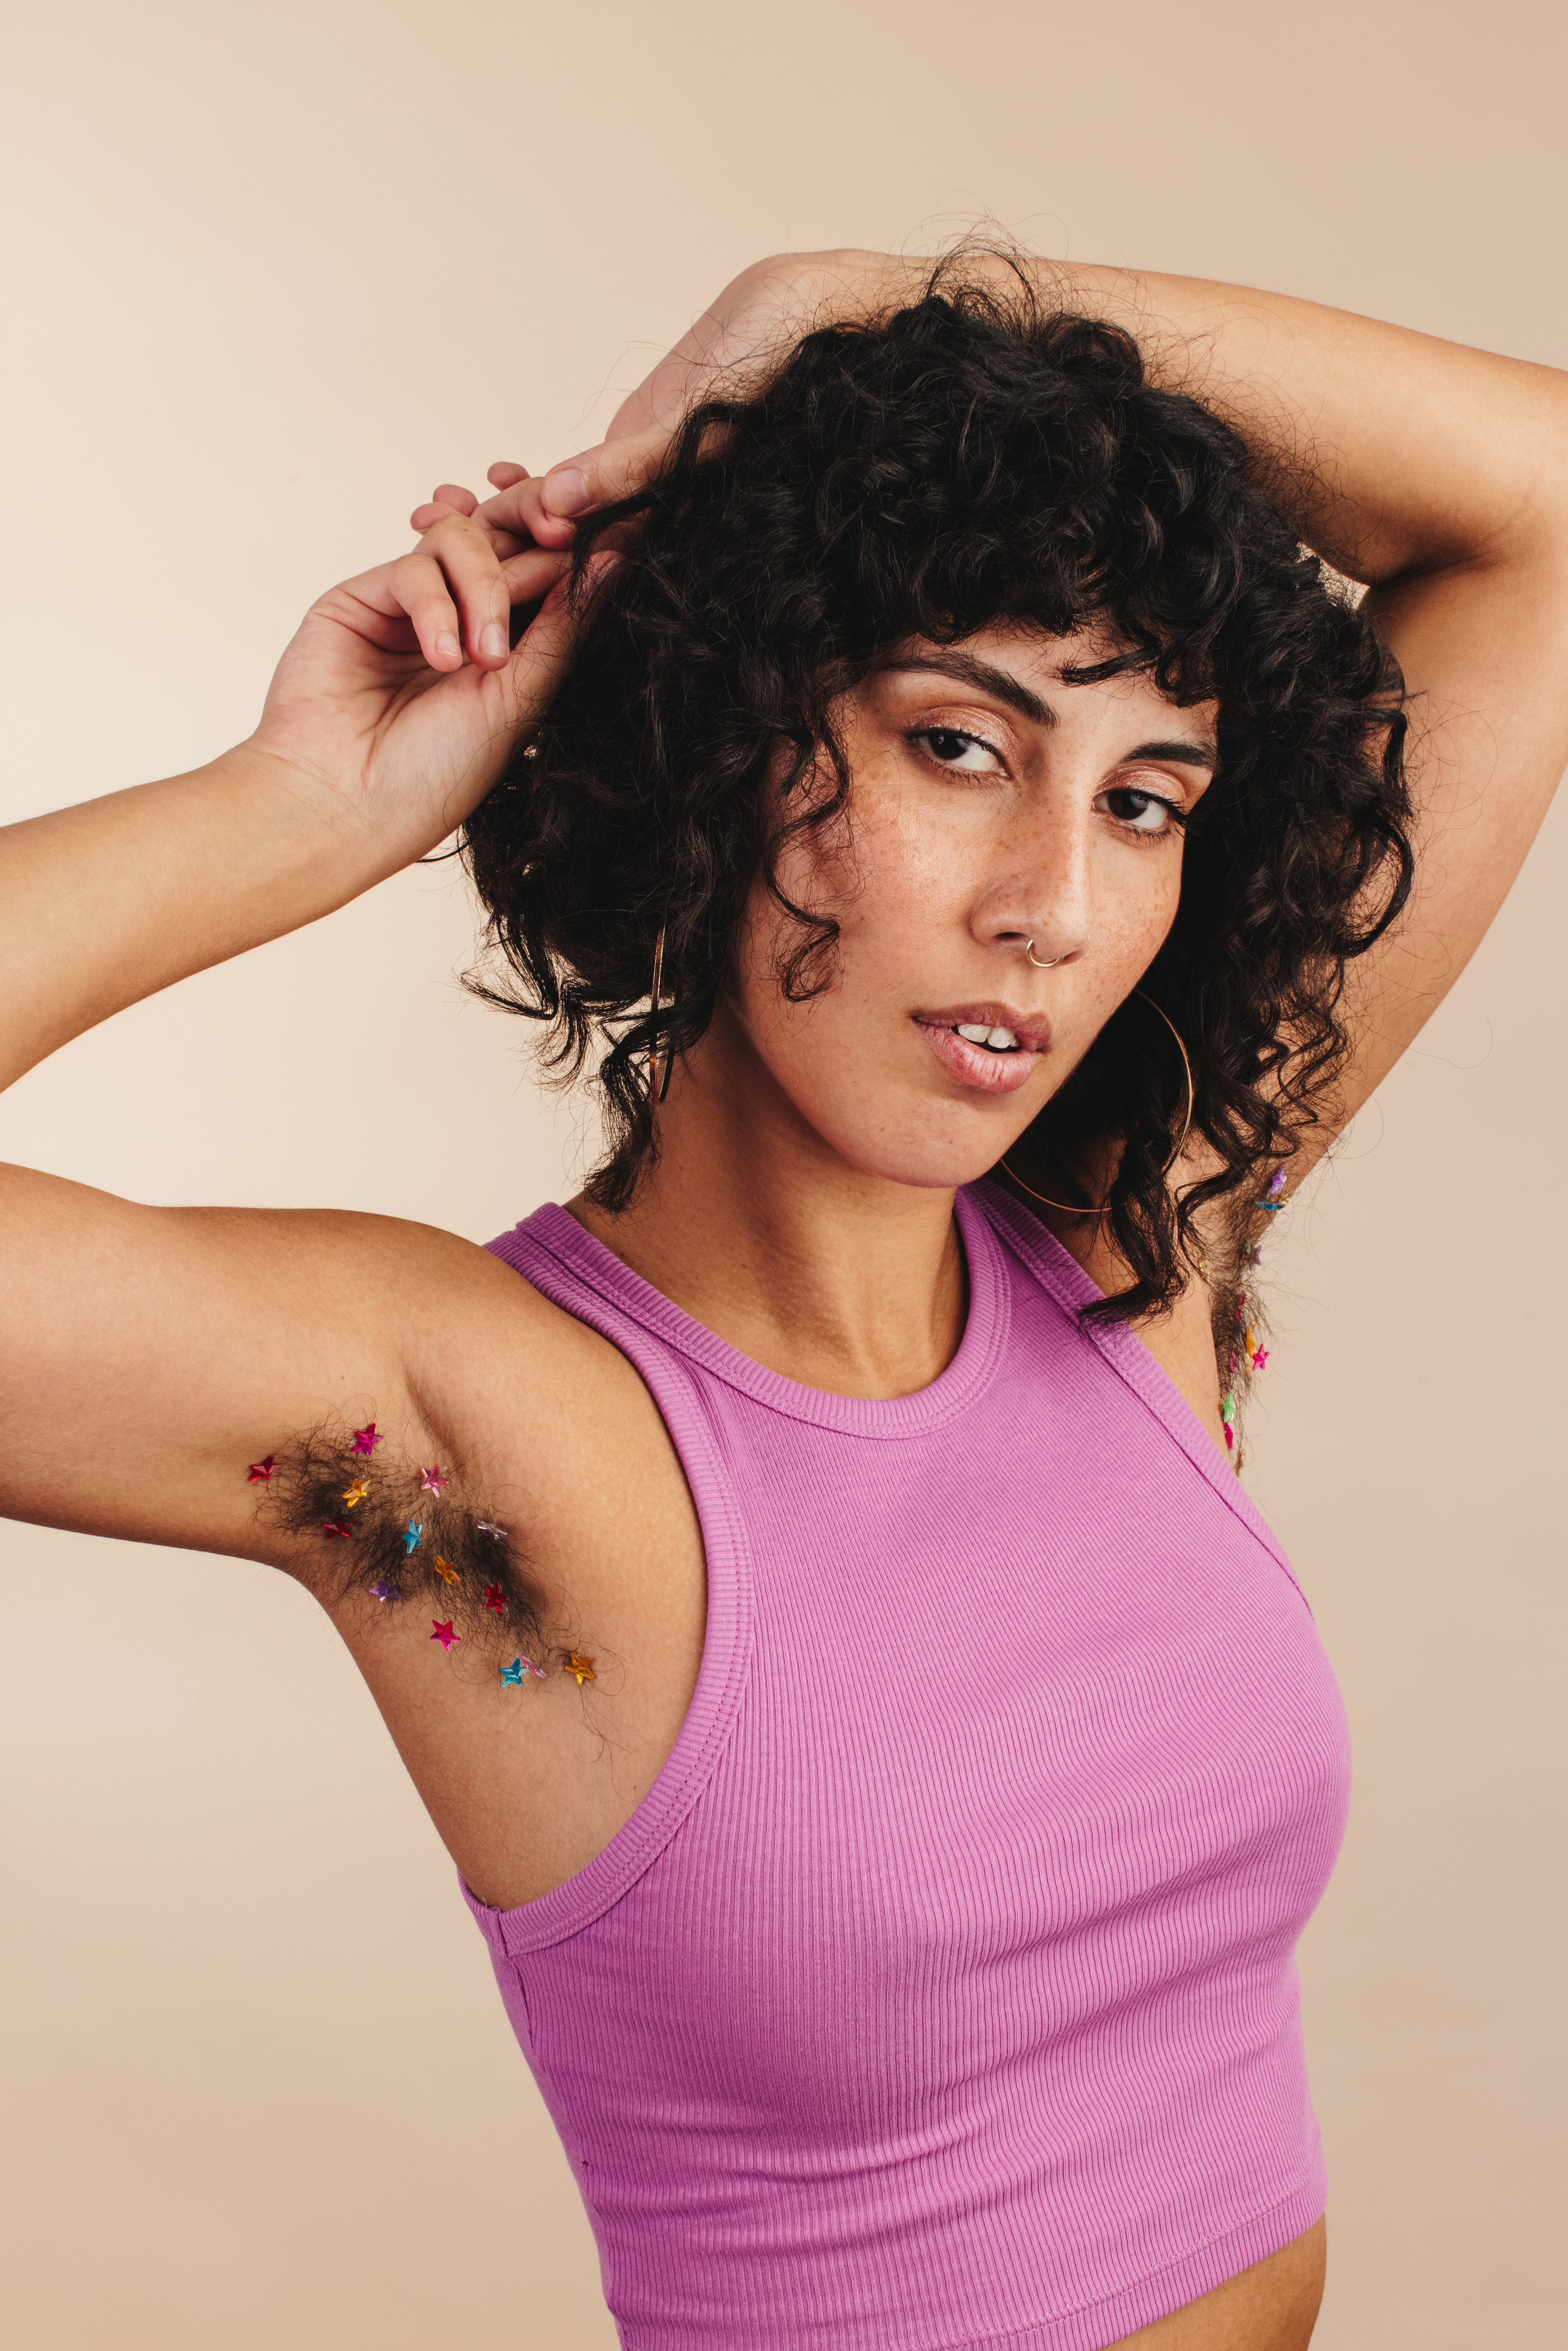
[468,1181,1351,2351]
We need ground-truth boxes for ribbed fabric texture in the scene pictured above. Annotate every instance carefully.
[468,1181,1351,2351]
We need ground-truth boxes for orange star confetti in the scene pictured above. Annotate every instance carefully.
[342,1478,370,1508]
[431,1620,460,1651]
[566,1651,596,1687]
[247,1455,276,1482]
[433,1555,460,1586]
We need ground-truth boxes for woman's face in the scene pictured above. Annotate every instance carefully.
[727,625,1218,1189]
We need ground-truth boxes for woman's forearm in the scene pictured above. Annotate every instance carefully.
[0,751,394,1094]
[804,248,1568,586]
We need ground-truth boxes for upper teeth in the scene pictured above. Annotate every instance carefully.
[956,1023,1020,1049]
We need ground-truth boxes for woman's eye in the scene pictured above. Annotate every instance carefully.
[913,727,1002,774]
[1098,785,1184,835]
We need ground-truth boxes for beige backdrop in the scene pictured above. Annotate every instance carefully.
[2,4,1562,2346]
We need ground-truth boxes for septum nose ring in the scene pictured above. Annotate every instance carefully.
[1025,940,1067,969]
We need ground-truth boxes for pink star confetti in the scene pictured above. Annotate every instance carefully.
[430,1620,460,1651]
[419,1465,447,1495]
[247,1455,276,1482]
[351,1423,385,1457]
[483,1582,506,1613]
[1251,1347,1270,1370]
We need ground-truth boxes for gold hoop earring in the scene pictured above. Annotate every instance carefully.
[1025,940,1067,969]
[648,923,674,1104]
[999,991,1194,1218]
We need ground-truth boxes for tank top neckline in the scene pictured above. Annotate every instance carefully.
[519,1185,1012,1438]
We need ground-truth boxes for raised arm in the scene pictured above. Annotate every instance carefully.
[0,516,573,1553]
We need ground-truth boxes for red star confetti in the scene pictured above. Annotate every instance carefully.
[323,1519,354,1538]
[351,1423,385,1457]
[419,1465,447,1495]
[247,1456,276,1482]
[431,1620,460,1651]
[483,1583,506,1612]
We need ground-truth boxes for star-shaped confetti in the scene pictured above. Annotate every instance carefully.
[419,1465,447,1495]
[403,1519,423,1554]
[369,1578,400,1602]
[342,1478,370,1508]
[566,1651,596,1687]
[500,1655,544,1686]
[434,1555,459,1585]
[431,1620,460,1650]
[475,1520,508,1541]
[1251,1346,1270,1370]
[351,1423,385,1457]
[322,1519,354,1539]
[247,1455,276,1483]
[483,1582,506,1613]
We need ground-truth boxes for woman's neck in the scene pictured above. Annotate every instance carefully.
[568,1020,967,1401]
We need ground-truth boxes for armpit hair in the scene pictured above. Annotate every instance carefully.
[252,1423,551,1664]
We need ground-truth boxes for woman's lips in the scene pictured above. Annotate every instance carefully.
[915,1018,1042,1094]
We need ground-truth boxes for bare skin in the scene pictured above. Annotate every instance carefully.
[5,252,1567,2349]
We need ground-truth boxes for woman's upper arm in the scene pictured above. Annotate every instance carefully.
[0,1164,442,1560]
[1328,476,1568,1137]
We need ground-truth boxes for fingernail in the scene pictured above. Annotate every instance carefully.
[436,630,460,666]
[542,466,591,517]
[479,623,509,660]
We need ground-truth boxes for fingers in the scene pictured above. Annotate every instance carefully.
[385,511,564,673]
[409,480,482,534]
[476,427,676,548]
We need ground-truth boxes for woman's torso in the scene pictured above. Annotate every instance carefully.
[352,1182,1350,2351]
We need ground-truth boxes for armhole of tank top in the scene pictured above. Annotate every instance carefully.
[968,1179,1310,1606]
[460,1228,756,1959]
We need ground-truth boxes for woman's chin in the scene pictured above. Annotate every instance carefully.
[814,1105,1028,1195]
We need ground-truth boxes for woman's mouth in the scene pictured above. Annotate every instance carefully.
[914,1009,1048,1095]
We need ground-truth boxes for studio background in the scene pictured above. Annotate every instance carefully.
[1,4,1561,2346]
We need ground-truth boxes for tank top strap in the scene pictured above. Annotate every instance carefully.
[479,1210,758,1951]
[967,1178,1301,1589]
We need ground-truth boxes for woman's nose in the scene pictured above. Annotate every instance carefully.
[972,818,1093,969]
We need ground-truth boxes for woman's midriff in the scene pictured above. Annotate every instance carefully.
[1109,2219,1328,2349]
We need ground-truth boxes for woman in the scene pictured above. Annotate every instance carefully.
[3,250,1563,2350]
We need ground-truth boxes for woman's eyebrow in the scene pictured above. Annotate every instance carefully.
[880,652,1056,726]
[881,654,1218,768]
[1129,739,1219,770]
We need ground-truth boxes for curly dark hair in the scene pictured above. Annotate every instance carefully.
[462,266,1413,1326]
